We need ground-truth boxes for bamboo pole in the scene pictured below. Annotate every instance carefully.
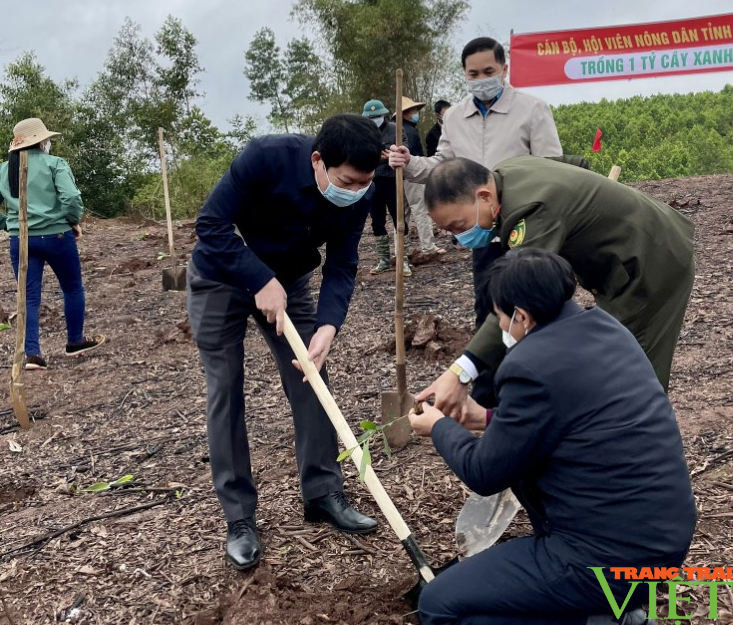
[10,150,30,429]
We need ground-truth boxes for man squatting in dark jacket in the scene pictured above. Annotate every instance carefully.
[408,248,696,625]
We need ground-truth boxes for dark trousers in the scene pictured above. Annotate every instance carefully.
[470,243,506,406]
[9,230,86,357]
[186,261,343,522]
[370,176,409,237]
[418,536,646,625]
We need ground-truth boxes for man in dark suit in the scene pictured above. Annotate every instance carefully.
[426,99,451,157]
[409,249,696,625]
[187,114,382,572]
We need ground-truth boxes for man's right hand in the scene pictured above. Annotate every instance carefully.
[255,277,287,335]
[388,145,411,169]
[458,396,489,431]
[416,368,469,418]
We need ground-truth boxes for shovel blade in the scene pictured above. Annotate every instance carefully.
[162,266,187,292]
[455,489,521,558]
[9,366,30,430]
[380,391,414,450]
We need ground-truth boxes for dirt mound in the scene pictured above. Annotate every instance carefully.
[382,313,472,361]
[191,566,414,625]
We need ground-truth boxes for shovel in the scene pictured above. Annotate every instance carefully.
[158,128,186,292]
[455,489,521,558]
[283,312,451,605]
[412,403,520,561]
[380,68,413,450]
[9,150,30,430]
[285,313,520,605]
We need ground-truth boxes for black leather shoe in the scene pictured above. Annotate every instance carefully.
[226,517,261,570]
[304,491,378,534]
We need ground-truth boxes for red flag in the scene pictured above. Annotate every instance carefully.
[592,127,602,152]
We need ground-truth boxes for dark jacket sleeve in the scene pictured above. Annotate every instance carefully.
[426,125,440,157]
[192,140,277,295]
[406,125,424,156]
[431,360,562,496]
[317,205,369,330]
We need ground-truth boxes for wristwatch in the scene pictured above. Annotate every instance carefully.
[449,362,472,385]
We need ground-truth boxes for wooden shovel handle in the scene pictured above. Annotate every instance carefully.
[394,69,407,396]
[283,313,411,539]
[158,128,176,261]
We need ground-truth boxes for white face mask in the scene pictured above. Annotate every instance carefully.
[371,116,384,127]
[502,309,522,349]
[466,75,504,102]
[40,139,51,154]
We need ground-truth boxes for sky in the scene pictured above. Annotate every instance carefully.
[3,0,732,131]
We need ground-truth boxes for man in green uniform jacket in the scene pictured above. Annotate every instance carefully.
[418,156,694,415]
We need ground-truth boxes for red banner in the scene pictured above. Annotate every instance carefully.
[510,13,733,87]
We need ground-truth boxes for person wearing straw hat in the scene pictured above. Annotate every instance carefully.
[361,98,411,276]
[0,118,105,371]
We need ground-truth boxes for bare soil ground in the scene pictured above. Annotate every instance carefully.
[0,175,732,625]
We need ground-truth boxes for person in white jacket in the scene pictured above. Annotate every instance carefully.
[389,36,562,405]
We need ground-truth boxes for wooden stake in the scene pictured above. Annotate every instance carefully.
[10,150,30,429]
[608,165,622,181]
[394,69,406,399]
[158,128,175,261]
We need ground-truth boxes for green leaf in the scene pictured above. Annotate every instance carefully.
[157,251,170,261]
[82,481,111,493]
[359,420,377,431]
[382,435,392,459]
[109,474,135,487]
[356,430,375,444]
[359,441,371,483]
[336,447,354,462]
[0,323,11,331]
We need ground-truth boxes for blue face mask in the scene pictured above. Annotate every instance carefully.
[454,200,496,249]
[317,162,371,207]
[411,113,420,123]
[371,116,384,127]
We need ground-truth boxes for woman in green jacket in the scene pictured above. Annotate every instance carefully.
[0,118,104,370]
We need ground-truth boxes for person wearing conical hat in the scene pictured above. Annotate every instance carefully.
[0,118,105,370]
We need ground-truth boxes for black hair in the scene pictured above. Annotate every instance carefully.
[424,157,491,212]
[313,113,382,173]
[7,148,33,199]
[433,100,451,114]
[488,248,576,325]
[461,37,506,67]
